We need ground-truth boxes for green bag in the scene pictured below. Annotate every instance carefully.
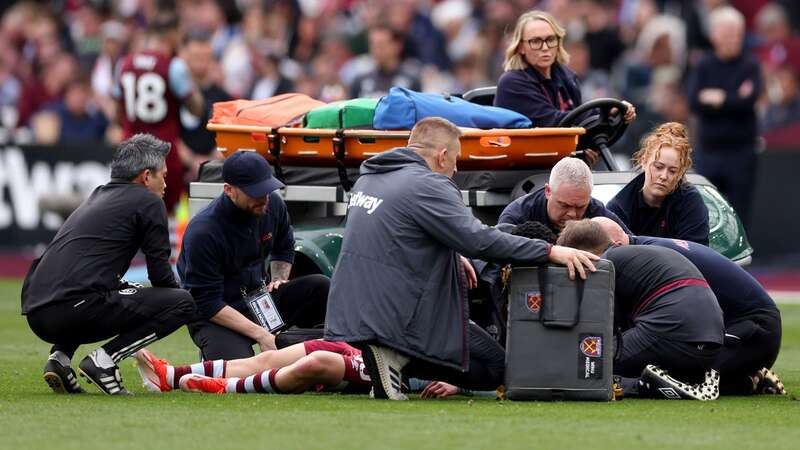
[303,98,379,129]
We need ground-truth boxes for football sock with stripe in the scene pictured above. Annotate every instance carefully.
[225,368,283,394]
[169,360,226,389]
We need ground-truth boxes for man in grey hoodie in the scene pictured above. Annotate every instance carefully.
[324,117,598,400]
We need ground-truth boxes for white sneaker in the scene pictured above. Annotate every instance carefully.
[361,345,409,400]
[638,365,719,401]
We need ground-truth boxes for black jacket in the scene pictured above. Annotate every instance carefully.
[22,180,177,314]
[687,52,761,152]
[498,188,631,235]
[607,172,709,246]
[494,63,582,126]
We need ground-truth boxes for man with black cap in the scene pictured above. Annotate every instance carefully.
[178,151,329,360]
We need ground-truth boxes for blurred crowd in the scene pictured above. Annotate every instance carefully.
[0,0,798,157]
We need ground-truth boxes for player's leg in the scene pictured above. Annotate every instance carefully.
[203,339,351,379]
[180,350,359,394]
[76,287,194,395]
[27,305,86,394]
[273,350,347,392]
[715,308,784,395]
[27,287,193,395]
[134,341,309,392]
[225,342,309,377]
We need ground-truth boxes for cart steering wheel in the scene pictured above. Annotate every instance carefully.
[557,98,629,170]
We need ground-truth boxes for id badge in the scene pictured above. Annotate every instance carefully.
[245,289,285,332]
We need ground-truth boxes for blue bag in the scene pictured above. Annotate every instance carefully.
[373,87,533,130]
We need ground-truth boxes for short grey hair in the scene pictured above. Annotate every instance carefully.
[709,6,745,32]
[548,157,593,191]
[110,133,171,180]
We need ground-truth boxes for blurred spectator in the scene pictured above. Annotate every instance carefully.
[349,24,421,98]
[617,65,689,156]
[564,38,614,100]
[763,65,800,130]
[386,0,451,71]
[248,41,295,99]
[754,2,800,73]
[431,0,479,65]
[91,20,128,123]
[618,14,686,107]
[582,0,626,73]
[70,2,107,71]
[48,77,109,145]
[687,6,761,229]
[18,52,79,127]
[180,31,231,158]
[0,39,21,127]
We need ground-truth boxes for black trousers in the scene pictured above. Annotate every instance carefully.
[714,308,782,395]
[400,322,506,392]
[696,149,757,230]
[27,286,195,363]
[615,326,720,384]
[188,274,329,360]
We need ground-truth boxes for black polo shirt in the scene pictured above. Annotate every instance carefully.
[607,172,709,245]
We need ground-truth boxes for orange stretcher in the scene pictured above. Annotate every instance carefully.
[207,124,585,170]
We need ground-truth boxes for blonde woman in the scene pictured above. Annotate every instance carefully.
[494,10,636,129]
[607,122,710,245]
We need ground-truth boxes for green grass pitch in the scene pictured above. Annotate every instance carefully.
[1,278,799,450]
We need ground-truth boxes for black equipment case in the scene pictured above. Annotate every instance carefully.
[505,260,615,401]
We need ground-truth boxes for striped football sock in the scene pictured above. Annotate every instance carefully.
[226,368,284,394]
[170,360,226,389]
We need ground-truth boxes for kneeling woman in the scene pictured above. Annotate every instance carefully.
[607,122,710,245]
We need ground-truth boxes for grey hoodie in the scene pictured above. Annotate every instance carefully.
[324,148,552,370]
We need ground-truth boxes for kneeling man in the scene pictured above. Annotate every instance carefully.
[558,219,724,399]
[593,216,785,395]
[22,134,195,395]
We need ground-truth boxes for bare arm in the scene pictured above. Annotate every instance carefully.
[210,305,275,352]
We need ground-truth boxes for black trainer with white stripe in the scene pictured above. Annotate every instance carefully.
[43,358,86,394]
[361,345,409,401]
[78,351,131,396]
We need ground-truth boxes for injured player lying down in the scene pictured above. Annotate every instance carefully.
[134,340,463,398]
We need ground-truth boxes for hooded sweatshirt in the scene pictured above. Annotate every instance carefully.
[324,148,552,370]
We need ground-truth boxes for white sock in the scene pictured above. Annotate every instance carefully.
[91,348,117,369]
[49,351,70,367]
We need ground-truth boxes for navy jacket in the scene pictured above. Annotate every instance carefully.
[494,63,582,126]
[498,189,631,235]
[687,52,761,152]
[325,148,552,370]
[607,172,709,246]
[177,193,294,321]
[632,235,777,321]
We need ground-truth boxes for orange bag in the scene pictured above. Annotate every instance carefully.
[210,93,326,127]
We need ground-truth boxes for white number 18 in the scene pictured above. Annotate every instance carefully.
[121,72,168,123]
